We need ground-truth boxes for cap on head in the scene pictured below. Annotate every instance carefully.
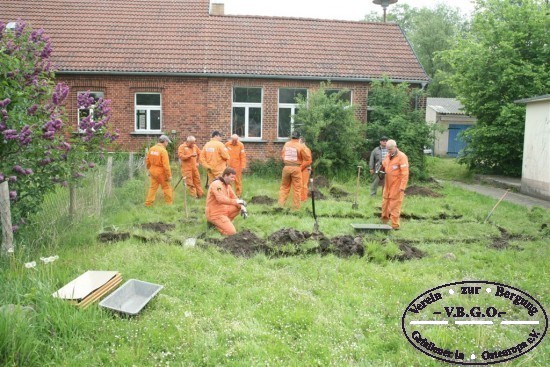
[212,131,221,138]
[380,136,388,142]
[159,134,172,144]
[291,130,301,139]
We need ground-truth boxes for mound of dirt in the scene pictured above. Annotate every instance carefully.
[405,185,443,197]
[313,176,330,188]
[329,186,350,198]
[268,228,311,245]
[97,232,130,243]
[330,235,364,257]
[250,195,277,205]
[140,222,175,233]
[490,226,511,249]
[216,230,270,257]
[393,242,425,261]
[309,189,327,200]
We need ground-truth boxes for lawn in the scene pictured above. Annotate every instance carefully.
[1,158,548,366]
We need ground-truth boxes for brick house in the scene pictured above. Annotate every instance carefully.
[2,0,429,159]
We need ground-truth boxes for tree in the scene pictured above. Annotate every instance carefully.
[0,21,117,228]
[441,0,549,176]
[364,78,432,179]
[294,83,365,176]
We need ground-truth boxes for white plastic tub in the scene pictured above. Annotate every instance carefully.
[99,279,163,315]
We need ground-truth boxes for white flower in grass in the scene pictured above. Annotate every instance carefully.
[184,311,192,318]
[24,261,36,268]
[7,247,14,253]
[40,255,59,264]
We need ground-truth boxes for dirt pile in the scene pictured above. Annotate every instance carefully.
[215,230,270,257]
[268,228,311,245]
[330,235,365,257]
[313,176,330,188]
[405,185,443,197]
[309,189,327,200]
[97,232,130,243]
[329,186,350,198]
[393,242,426,261]
[250,195,276,205]
[141,222,175,233]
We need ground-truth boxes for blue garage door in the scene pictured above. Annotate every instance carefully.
[448,124,471,157]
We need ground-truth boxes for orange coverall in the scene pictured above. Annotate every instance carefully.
[301,145,313,202]
[145,143,173,206]
[381,149,409,229]
[178,143,204,198]
[225,141,247,197]
[278,139,312,210]
[205,178,241,236]
[200,139,230,184]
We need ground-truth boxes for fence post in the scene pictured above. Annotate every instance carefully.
[129,152,134,180]
[106,155,113,197]
[0,181,14,253]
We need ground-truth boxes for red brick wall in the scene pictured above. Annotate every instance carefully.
[59,74,420,161]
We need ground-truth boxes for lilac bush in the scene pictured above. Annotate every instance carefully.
[0,20,117,227]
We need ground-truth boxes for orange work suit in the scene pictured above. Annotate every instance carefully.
[225,141,247,197]
[145,143,173,206]
[178,143,204,198]
[301,145,313,202]
[200,139,230,185]
[278,139,312,210]
[205,178,241,236]
[381,149,409,229]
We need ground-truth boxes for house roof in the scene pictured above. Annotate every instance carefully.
[1,0,429,82]
[515,94,550,104]
[427,98,467,115]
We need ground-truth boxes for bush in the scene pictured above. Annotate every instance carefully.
[248,158,284,178]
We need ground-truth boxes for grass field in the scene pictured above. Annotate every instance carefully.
[1,158,548,366]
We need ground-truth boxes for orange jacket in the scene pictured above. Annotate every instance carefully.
[281,139,312,170]
[178,143,201,169]
[225,141,247,171]
[146,143,171,179]
[200,139,230,172]
[302,145,313,171]
[381,149,409,199]
[205,177,240,218]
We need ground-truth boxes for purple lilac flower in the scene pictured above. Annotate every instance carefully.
[24,169,33,175]
[8,176,17,183]
[51,83,69,106]
[0,98,11,108]
[12,225,19,232]
[77,92,95,109]
[30,28,45,42]
[3,129,19,140]
[0,173,4,181]
[39,158,52,166]
[88,162,95,168]
[27,104,39,115]
[0,22,5,40]
[9,191,17,200]
[12,165,25,174]
[15,20,26,37]
[40,39,53,58]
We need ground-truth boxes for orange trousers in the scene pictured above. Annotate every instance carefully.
[301,169,310,202]
[207,167,224,187]
[381,193,404,229]
[278,166,303,210]
[181,166,203,198]
[207,206,240,236]
[234,169,243,197]
[145,173,173,206]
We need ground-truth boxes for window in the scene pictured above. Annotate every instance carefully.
[277,88,307,139]
[326,89,352,104]
[78,91,104,131]
[135,93,161,132]
[232,87,262,139]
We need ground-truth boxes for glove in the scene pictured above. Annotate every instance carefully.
[240,206,248,219]
[236,199,247,206]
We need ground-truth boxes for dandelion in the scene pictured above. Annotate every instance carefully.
[24,261,36,269]
[40,255,59,264]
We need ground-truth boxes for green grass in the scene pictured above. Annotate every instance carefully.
[1,171,548,366]
[426,156,474,182]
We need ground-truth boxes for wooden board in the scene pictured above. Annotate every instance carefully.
[78,273,122,309]
[350,223,393,231]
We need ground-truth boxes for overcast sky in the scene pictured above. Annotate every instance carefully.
[215,0,475,21]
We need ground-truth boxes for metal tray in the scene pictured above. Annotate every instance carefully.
[99,279,163,315]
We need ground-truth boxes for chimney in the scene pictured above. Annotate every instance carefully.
[211,3,225,16]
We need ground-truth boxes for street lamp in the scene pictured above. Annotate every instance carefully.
[372,0,398,22]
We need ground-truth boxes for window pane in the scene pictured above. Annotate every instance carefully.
[279,88,307,104]
[150,110,161,130]
[90,92,104,101]
[232,107,245,137]
[248,107,262,138]
[278,108,292,138]
[326,89,351,103]
[136,93,161,106]
[233,87,262,103]
[136,109,147,130]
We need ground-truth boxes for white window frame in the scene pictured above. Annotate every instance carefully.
[277,88,308,139]
[231,87,263,140]
[134,93,162,132]
[77,91,104,132]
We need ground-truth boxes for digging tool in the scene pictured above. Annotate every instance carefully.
[352,166,362,210]
[182,176,189,219]
[483,189,510,223]
[173,175,184,190]
[310,177,320,233]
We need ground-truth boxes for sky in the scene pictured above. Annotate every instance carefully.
[215,0,475,21]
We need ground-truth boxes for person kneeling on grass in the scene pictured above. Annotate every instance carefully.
[205,167,247,236]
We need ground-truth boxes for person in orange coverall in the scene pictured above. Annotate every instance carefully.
[177,135,204,199]
[299,137,313,202]
[225,134,247,197]
[278,130,312,210]
[205,168,247,236]
[145,135,173,206]
[380,139,409,230]
[200,131,230,186]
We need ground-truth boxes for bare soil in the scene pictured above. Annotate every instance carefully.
[250,195,277,205]
[214,230,271,257]
[140,222,176,233]
[329,186,350,198]
[393,242,426,261]
[97,232,130,243]
[268,228,311,245]
[405,185,443,197]
[309,189,327,200]
[329,235,365,257]
[313,176,330,188]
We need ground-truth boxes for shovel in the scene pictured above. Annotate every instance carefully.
[181,176,189,219]
[310,177,320,233]
[352,166,361,210]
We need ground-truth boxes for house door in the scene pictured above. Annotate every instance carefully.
[447,124,471,157]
